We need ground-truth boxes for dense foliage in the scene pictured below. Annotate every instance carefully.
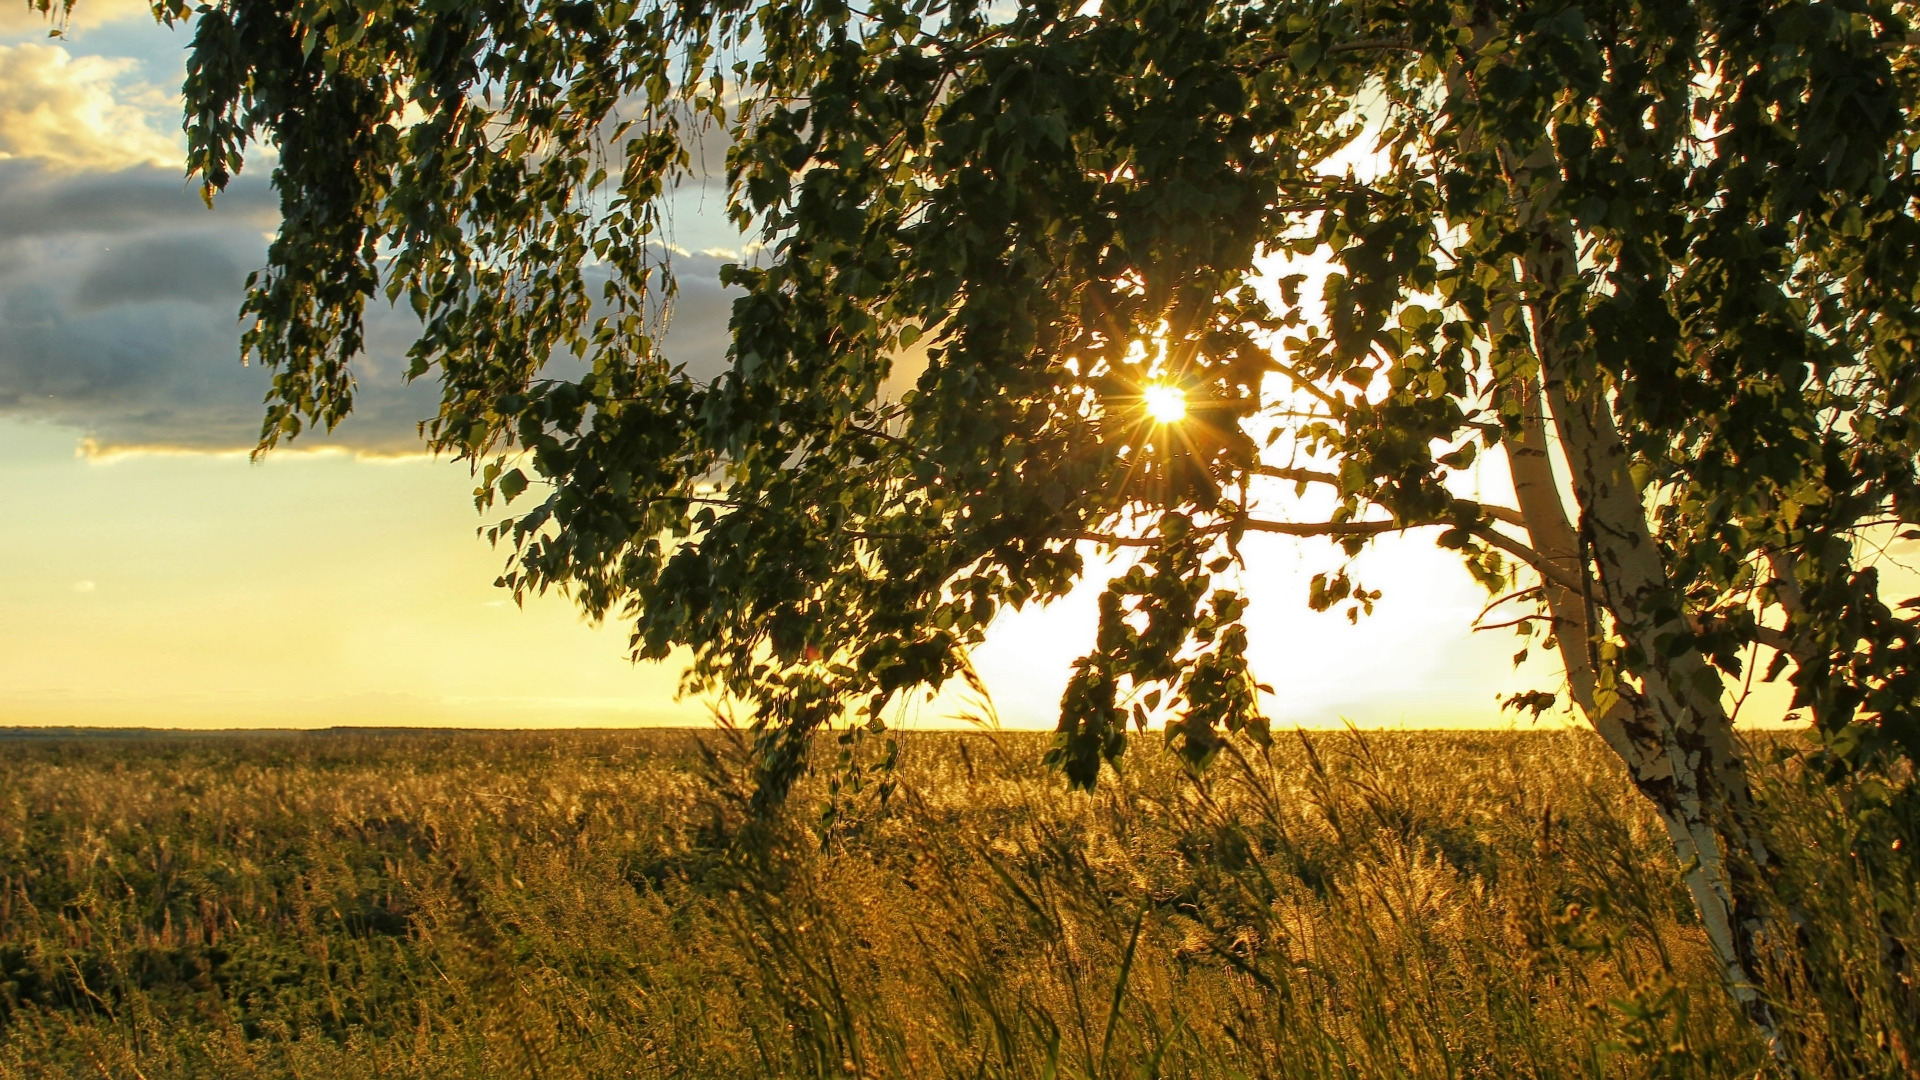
[143,0,1920,788]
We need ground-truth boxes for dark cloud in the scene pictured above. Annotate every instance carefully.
[75,234,245,309]
[651,253,738,380]
[0,160,427,452]
[0,160,278,244]
[0,160,741,454]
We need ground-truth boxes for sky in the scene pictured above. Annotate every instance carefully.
[0,3,1687,732]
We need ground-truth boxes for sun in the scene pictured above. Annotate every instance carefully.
[1141,382,1188,424]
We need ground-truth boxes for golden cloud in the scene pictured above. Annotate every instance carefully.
[0,0,157,35]
[0,42,177,172]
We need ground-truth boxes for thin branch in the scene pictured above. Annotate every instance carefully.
[1073,530,1165,548]
[1475,503,1528,529]
[1241,518,1401,538]
[844,421,920,451]
[1077,515,1402,546]
[1473,614,1545,633]
[1461,521,1585,594]
[1327,37,1419,55]
[1262,353,1346,413]
[1689,614,1797,656]
[1750,624,1796,654]
[1727,638,1761,726]
[1258,408,1340,421]
[1475,584,1544,624]
[1250,464,1342,487]
[1087,508,1556,554]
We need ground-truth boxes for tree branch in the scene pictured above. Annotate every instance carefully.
[1076,515,1403,546]
[1250,464,1341,487]
[1261,353,1347,413]
[1460,521,1585,595]
[1688,613,1798,657]
[1474,614,1545,633]
[1475,584,1544,624]
[1241,517,1401,538]
[1750,624,1796,655]
[1077,506,1577,592]
[1475,503,1528,529]
[1245,467,1526,534]
[1073,530,1166,547]
[1326,37,1419,55]
[844,421,918,451]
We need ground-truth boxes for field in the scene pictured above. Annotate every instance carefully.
[0,727,1912,1079]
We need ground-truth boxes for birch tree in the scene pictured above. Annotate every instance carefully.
[124,0,1920,1043]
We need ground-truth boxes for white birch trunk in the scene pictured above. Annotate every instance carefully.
[1454,22,1787,1050]
[1494,147,1786,1052]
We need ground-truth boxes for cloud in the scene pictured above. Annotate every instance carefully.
[0,0,156,35]
[0,158,741,454]
[0,158,432,452]
[75,233,243,307]
[649,251,738,378]
[0,26,756,455]
[0,157,275,239]
[0,42,178,171]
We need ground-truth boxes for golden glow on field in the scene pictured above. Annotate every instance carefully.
[1141,382,1188,424]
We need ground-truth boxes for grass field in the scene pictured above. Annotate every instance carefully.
[0,727,1912,1079]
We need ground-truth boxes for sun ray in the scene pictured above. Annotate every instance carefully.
[1141,382,1187,425]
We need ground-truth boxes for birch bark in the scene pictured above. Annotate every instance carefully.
[1485,131,1788,1050]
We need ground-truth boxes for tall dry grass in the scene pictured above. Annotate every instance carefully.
[0,728,1911,1078]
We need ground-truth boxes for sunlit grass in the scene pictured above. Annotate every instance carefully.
[0,729,1911,1078]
